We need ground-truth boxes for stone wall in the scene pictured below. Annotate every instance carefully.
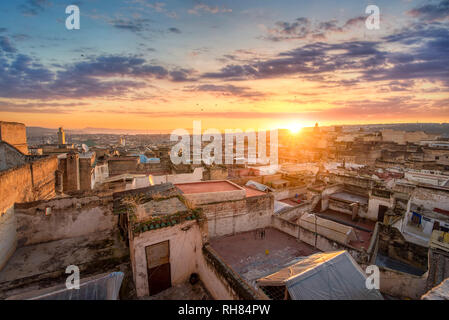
[108,157,140,176]
[79,157,94,191]
[0,122,28,154]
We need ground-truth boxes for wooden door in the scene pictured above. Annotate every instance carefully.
[146,240,171,296]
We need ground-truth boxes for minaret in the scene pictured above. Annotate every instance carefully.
[58,127,66,145]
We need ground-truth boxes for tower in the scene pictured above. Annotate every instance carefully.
[58,127,66,145]
[66,150,80,191]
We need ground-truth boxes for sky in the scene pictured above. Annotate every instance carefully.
[0,0,448,132]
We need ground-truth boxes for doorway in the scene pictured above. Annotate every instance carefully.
[378,205,388,223]
[146,240,171,296]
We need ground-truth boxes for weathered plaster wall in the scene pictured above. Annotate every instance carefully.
[108,157,140,176]
[140,168,204,188]
[0,142,27,171]
[209,167,228,180]
[320,184,344,211]
[367,194,393,221]
[271,215,370,264]
[0,207,16,271]
[14,195,117,247]
[377,266,427,299]
[199,245,263,300]
[411,186,449,211]
[202,194,274,238]
[130,220,204,297]
[378,224,428,271]
[0,156,58,270]
[272,185,308,201]
[79,157,94,191]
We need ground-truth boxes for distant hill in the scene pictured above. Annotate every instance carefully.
[341,123,449,136]
[26,126,58,136]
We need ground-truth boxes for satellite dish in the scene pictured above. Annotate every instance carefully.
[81,144,89,153]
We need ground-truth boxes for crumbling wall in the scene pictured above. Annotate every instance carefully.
[411,186,449,211]
[14,195,116,247]
[0,157,57,270]
[378,224,428,271]
[377,266,427,299]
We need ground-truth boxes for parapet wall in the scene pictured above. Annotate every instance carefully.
[200,245,263,300]
[0,156,57,214]
[202,194,274,238]
[0,122,28,154]
[14,194,117,247]
[271,214,371,265]
[0,156,58,270]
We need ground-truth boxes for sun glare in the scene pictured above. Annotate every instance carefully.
[286,122,304,134]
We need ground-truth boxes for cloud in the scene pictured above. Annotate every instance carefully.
[204,24,449,88]
[261,15,365,42]
[104,95,449,120]
[188,4,232,15]
[111,18,152,33]
[18,0,52,16]
[0,36,17,53]
[185,84,265,99]
[0,101,90,113]
[127,0,177,18]
[0,51,197,99]
[408,0,449,22]
[168,27,181,34]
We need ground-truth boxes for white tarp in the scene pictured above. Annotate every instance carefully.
[7,272,124,300]
[257,251,383,300]
[274,200,292,214]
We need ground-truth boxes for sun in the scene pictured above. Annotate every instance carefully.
[286,122,304,134]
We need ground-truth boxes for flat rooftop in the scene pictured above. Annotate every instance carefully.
[242,186,266,198]
[0,230,128,299]
[316,209,375,250]
[141,281,212,300]
[176,180,242,194]
[330,191,368,205]
[210,228,319,287]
